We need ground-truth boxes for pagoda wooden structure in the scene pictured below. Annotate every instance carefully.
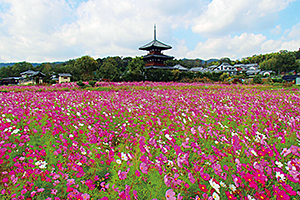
[139,25,174,69]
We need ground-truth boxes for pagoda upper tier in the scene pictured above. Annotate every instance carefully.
[139,25,174,68]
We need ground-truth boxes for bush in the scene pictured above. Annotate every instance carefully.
[252,75,262,84]
[50,80,57,84]
[88,80,97,87]
[76,80,86,88]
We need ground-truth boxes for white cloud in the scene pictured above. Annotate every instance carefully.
[186,33,266,60]
[0,0,206,62]
[271,25,282,35]
[0,0,299,62]
[169,39,189,59]
[262,22,300,53]
[261,40,282,52]
[192,0,294,36]
[287,23,300,39]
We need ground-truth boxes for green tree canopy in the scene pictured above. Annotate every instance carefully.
[124,57,145,81]
[74,56,97,81]
[96,57,121,81]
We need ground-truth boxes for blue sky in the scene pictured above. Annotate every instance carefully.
[0,0,299,62]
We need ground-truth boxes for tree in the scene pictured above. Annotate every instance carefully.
[74,56,97,81]
[260,57,277,71]
[96,57,121,81]
[219,57,231,65]
[124,57,145,81]
[11,62,33,76]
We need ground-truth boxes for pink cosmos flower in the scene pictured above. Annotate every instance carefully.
[66,178,75,186]
[201,173,210,181]
[173,173,182,185]
[118,168,130,180]
[85,179,95,190]
[21,189,27,194]
[37,188,44,192]
[140,162,148,174]
[188,172,195,184]
[164,174,171,187]
[51,189,57,195]
[81,193,90,199]
[165,189,176,200]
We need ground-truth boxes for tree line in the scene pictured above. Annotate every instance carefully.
[0,49,299,82]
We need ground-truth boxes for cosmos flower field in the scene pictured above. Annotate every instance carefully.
[0,82,300,200]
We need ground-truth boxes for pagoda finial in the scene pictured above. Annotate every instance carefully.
[154,23,156,40]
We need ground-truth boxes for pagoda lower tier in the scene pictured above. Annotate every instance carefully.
[143,54,174,67]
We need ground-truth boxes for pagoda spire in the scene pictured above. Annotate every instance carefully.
[154,24,156,40]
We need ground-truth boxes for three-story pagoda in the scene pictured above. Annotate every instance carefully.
[139,25,174,69]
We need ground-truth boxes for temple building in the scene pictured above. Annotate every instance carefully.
[139,25,174,69]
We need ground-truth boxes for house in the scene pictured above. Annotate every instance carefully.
[282,75,299,82]
[172,64,188,71]
[0,77,22,85]
[50,73,72,83]
[58,73,72,83]
[258,70,275,77]
[189,67,204,72]
[20,70,46,84]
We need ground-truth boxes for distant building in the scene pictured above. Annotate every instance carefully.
[58,73,72,83]
[172,64,188,71]
[139,24,174,69]
[20,70,45,84]
[0,77,22,85]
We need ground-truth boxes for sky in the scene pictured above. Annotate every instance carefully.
[0,0,300,63]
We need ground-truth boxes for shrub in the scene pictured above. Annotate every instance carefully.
[88,80,97,87]
[76,80,86,87]
[252,75,262,84]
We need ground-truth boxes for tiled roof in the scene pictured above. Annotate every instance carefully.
[139,39,172,50]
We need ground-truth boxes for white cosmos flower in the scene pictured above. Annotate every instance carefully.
[229,184,237,192]
[209,179,220,193]
[116,159,122,164]
[275,161,283,168]
[220,181,227,188]
[212,192,220,200]
[165,134,172,140]
[275,171,285,181]
[121,152,128,161]
[247,195,255,200]
[250,150,258,156]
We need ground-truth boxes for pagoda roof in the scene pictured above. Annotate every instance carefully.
[143,54,174,60]
[139,39,172,51]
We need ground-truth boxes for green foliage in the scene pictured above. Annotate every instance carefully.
[220,73,230,81]
[75,56,97,81]
[76,80,86,87]
[145,69,173,82]
[88,80,97,87]
[123,57,145,81]
[96,58,121,81]
[252,75,262,84]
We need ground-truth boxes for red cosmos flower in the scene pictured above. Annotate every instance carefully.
[225,191,237,200]
[276,190,290,200]
[199,184,208,192]
[254,192,270,200]
[244,173,258,190]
